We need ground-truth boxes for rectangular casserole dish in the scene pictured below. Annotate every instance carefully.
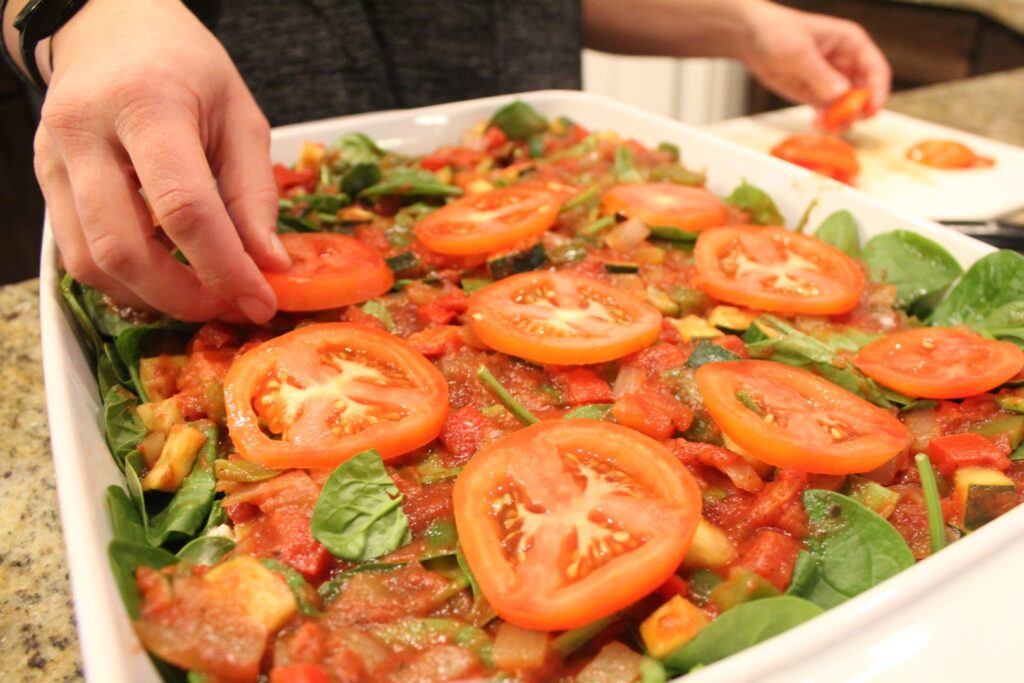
[41,90,1017,683]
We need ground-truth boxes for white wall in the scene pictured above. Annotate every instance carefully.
[581,49,750,125]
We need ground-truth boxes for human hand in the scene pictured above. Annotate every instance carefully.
[739,0,891,115]
[35,0,289,323]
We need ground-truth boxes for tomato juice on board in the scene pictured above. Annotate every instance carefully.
[67,100,1024,682]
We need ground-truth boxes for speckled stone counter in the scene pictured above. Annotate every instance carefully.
[2,68,1023,683]
[0,279,82,682]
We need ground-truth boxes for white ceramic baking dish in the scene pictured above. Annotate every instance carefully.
[41,90,1018,683]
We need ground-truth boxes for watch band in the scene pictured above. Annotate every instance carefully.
[13,0,89,90]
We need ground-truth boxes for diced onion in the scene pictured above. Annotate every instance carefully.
[574,641,644,682]
[493,622,550,673]
[604,217,650,252]
[612,364,646,398]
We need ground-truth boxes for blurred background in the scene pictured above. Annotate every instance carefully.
[3,0,1022,285]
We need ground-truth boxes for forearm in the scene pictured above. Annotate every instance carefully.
[581,0,762,60]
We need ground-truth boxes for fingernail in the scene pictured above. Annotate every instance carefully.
[270,233,291,266]
[236,295,275,324]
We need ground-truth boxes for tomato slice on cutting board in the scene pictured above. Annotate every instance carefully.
[224,323,448,469]
[414,185,562,255]
[770,133,860,183]
[816,88,872,133]
[453,419,702,630]
[263,233,393,311]
[466,271,662,364]
[601,183,728,232]
[906,139,994,169]
[854,326,1024,399]
[695,360,910,474]
[693,225,864,315]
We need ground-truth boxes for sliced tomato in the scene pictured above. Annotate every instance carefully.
[466,271,662,364]
[816,88,871,133]
[263,233,393,312]
[414,186,561,255]
[906,139,994,169]
[224,323,448,469]
[853,326,1024,399]
[693,225,864,315]
[601,183,728,232]
[695,360,910,474]
[453,419,702,630]
[770,134,860,183]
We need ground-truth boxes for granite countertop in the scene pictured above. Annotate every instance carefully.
[2,67,1023,682]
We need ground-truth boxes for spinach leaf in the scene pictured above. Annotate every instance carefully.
[276,212,319,233]
[563,403,614,420]
[613,145,644,183]
[335,132,386,166]
[79,285,136,337]
[814,210,860,257]
[788,490,913,608]
[744,317,900,407]
[663,596,822,671]
[341,162,383,197]
[59,273,102,355]
[685,340,741,369]
[103,385,147,468]
[146,422,218,547]
[489,101,548,140]
[862,230,962,312]
[108,539,177,618]
[114,322,194,402]
[784,550,848,609]
[928,250,1024,344]
[723,181,783,226]
[106,485,147,545]
[317,561,406,604]
[176,536,235,565]
[259,558,322,617]
[360,168,462,200]
[311,449,412,561]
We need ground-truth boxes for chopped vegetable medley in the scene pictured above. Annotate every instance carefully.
[62,100,1024,683]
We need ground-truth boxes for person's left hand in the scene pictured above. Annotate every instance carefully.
[738,1,891,114]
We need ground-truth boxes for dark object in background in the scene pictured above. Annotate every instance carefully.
[0,67,43,285]
[940,221,1024,252]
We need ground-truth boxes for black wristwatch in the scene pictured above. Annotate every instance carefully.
[12,0,90,89]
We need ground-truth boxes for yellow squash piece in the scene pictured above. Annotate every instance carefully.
[669,315,722,341]
[142,423,206,492]
[640,595,710,659]
[203,556,297,633]
[954,467,1017,531]
[682,519,737,570]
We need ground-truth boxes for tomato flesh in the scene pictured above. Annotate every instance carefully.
[696,360,910,474]
[906,139,994,169]
[854,327,1024,399]
[467,271,662,365]
[453,419,702,630]
[601,183,728,232]
[224,323,449,469]
[693,225,864,315]
[817,88,871,133]
[415,186,561,255]
[771,134,859,183]
[264,233,394,312]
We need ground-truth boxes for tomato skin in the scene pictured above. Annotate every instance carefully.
[736,529,803,591]
[854,327,1024,399]
[270,664,330,683]
[273,164,317,195]
[927,432,1011,477]
[415,289,469,327]
[770,134,860,183]
[906,139,994,169]
[263,233,394,312]
[415,186,561,255]
[439,405,490,461]
[693,225,864,315]
[817,88,871,133]
[696,360,910,474]
[453,419,702,630]
[601,183,728,232]
[613,390,693,440]
[551,367,614,406]
[467,271,663,365]
[224,323,449,469]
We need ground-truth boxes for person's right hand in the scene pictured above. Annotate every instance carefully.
[35,0,290,323]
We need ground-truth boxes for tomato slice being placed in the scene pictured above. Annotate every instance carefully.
[263,233,393,312]
[601,183,728,232]
[453,419,702,630]
[770,134,860,183]
[906,139,994,170]
[695,360,910,474]
[414,185,562,255]
[816,88,871,133]
[466,271,662,364]
[853,327,1024,399]
[224,323,448,469]
[693,225,864,315]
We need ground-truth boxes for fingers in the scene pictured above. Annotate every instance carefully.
[795,46,851,108]
[119,106,279,323]
[33,129,149,309]
[212,91,291,272]
[854,38,891,114]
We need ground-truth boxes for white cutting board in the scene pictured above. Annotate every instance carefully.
[705,106,1024,221]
